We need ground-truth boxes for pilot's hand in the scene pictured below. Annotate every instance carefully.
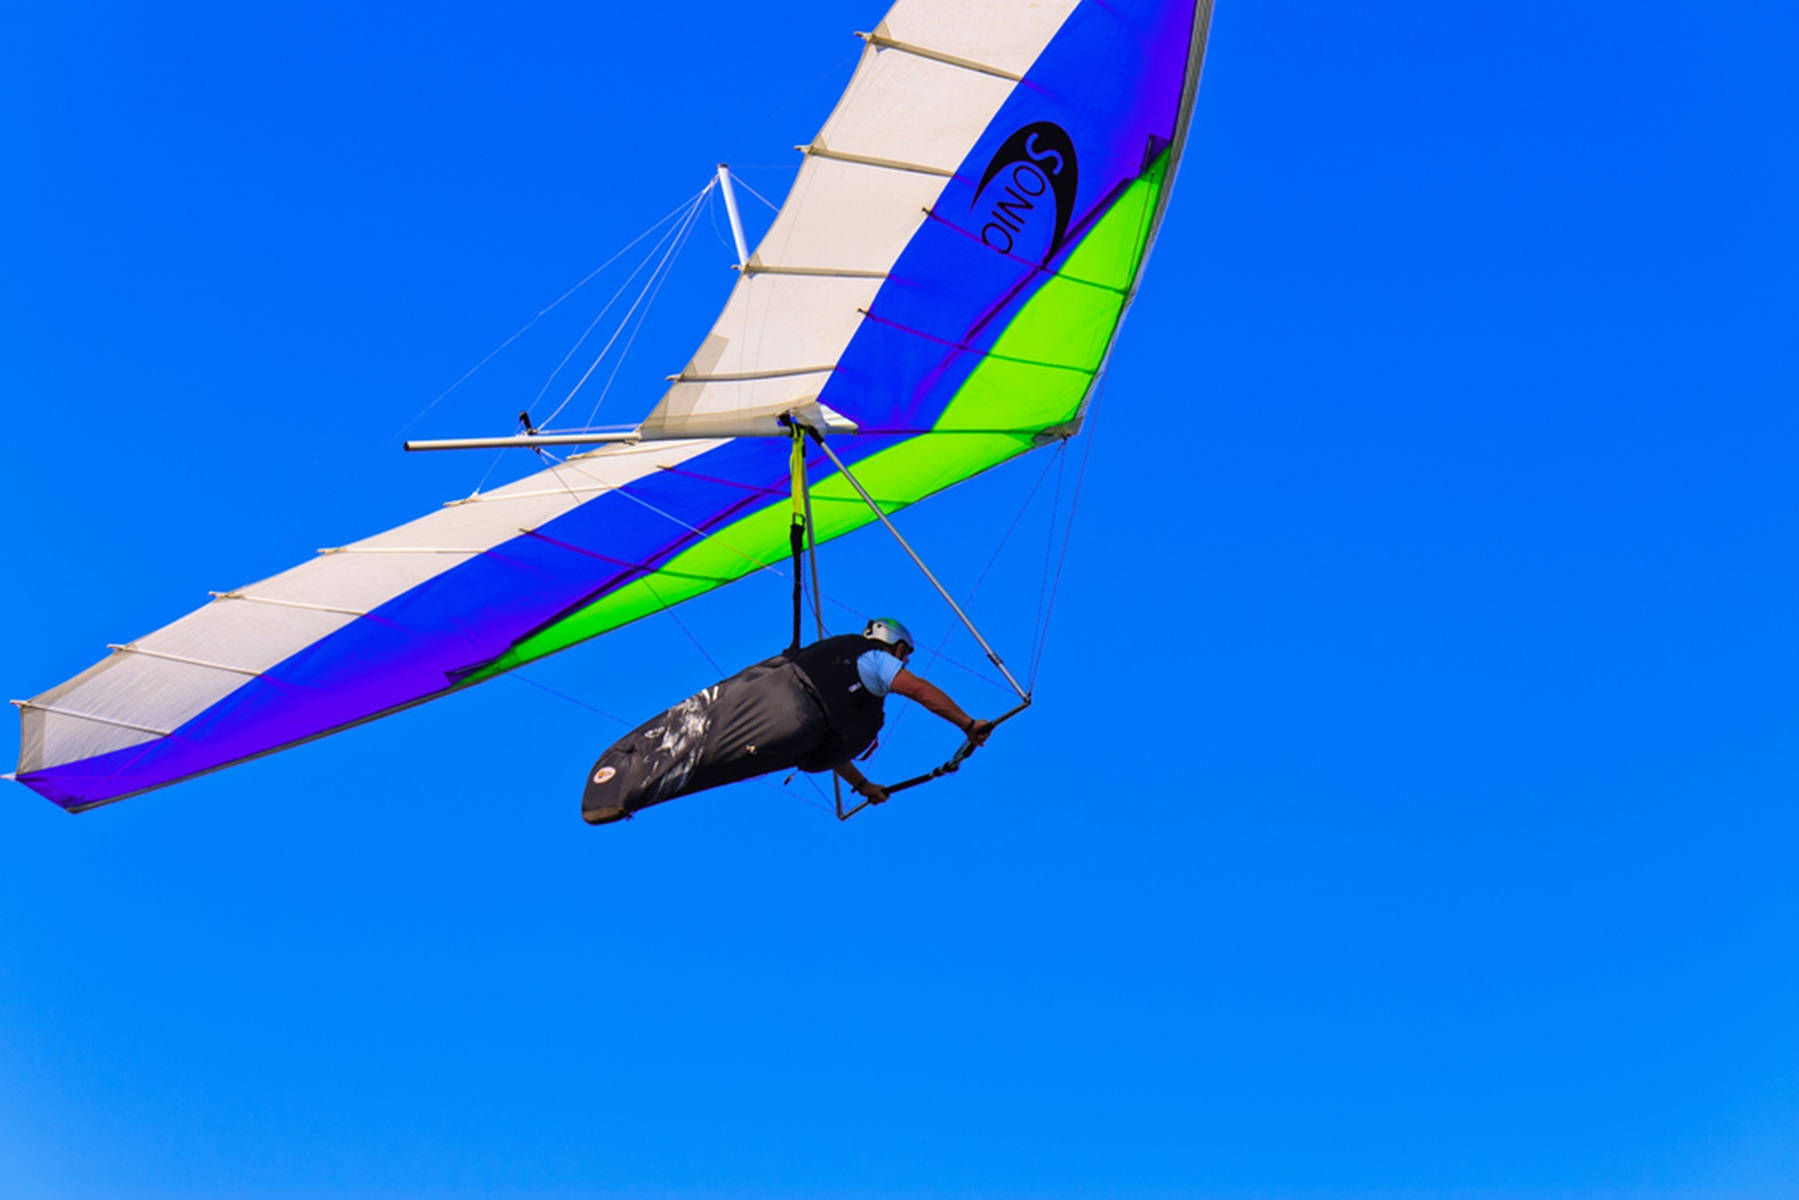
[966,718,995,747]
[859,782,889,805]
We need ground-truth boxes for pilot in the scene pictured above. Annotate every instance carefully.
[582,618,994,824]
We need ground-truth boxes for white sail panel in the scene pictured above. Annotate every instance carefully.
[136,600,357,675]
[637,0,1080,438]
[238,550,476,612]
[15,436,727,778]
[813,46,1014,171]
[878,0,1081,77]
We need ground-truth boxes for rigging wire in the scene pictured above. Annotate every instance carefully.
[967,442,1068,624]
[530,450,1001,685]
[580,193,709,431]
[527,188,707,425]
[517,452,727,676]
[540,184,713,430]
[1030,443,1070,689]
[530,420,1067,706]
[539,450,791,585]
[507,670,633,729]
[529,440,1014,692]
[731,175,785,215]
[508,433,1073,818]
[641,577,727,678]
[706,186,737,258]
[1031,383,1108,688]
[542,448,1008,689]
[882,441,1067,740]
[510,452,839,813]
[469,447,512,498]
[394,182,716,438]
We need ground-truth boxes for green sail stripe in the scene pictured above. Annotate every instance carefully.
[464,153,1169,685]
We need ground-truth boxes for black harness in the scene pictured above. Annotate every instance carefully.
[786,633,894,771]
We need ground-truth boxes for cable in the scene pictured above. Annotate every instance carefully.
[528,192,703,426]
[1032,383,1107,688]
[395,182,715,438]
[732,175,785,215]
[537,452,791,585]
[641,577,726,678]
[540,185,711,430]
[580,192,708,430]
[507,671,632,728]
[1031,442,1069,688]
[884,441,1065,740]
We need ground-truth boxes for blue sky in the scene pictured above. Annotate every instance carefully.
[3,2,1796,1198]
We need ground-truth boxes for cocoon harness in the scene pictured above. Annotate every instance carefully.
[580,635,891,825]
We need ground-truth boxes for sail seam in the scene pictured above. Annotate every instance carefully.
[518,528,749,585]
[656,464,912,507]
[855,308,1100,376]
[549,459,789,582]
[922,209,1131,296]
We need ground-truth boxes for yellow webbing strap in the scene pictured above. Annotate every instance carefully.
[787,420,807,653]
[792,422,808,520]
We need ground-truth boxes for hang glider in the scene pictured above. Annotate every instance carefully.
[12,0,1215,811]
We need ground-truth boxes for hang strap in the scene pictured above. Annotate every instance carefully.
[785,418,807,654]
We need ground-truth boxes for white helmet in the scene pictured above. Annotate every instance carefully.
[864,617,915,655]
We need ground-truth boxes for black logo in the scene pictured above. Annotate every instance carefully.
[971,121,1079,264]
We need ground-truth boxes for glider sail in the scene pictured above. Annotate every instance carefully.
[14,0,1215,811]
